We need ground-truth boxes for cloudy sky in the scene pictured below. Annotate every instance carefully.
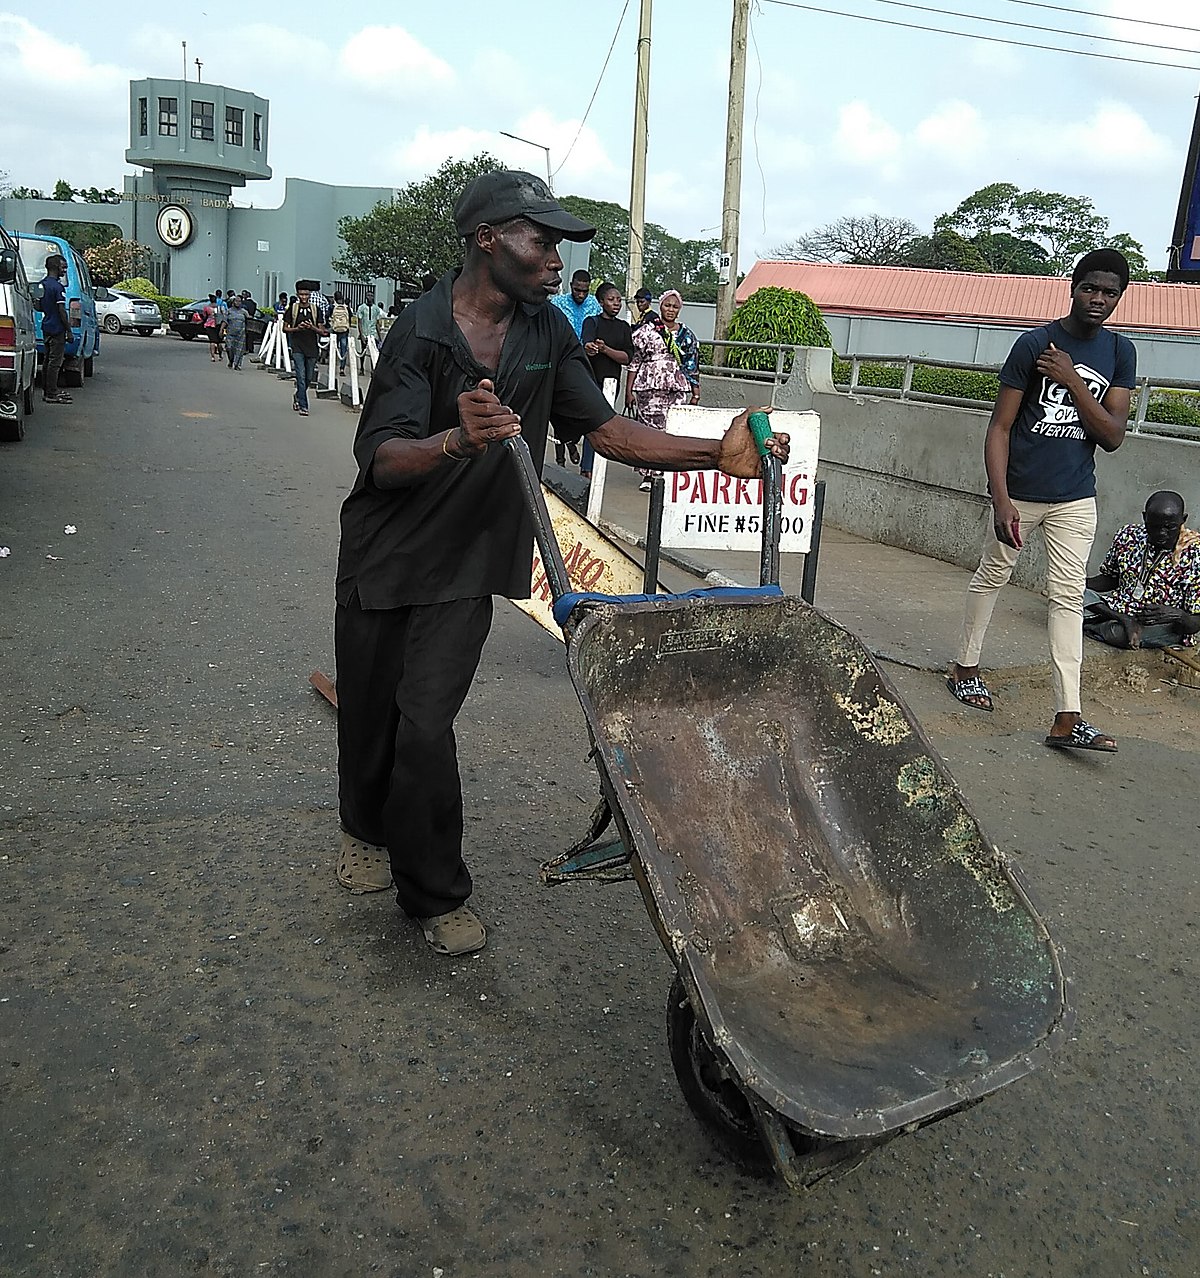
[1,0,1198,270]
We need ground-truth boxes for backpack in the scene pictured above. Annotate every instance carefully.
[330,303,351,333]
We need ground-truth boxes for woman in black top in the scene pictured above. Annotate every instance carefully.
[579,281,633,478]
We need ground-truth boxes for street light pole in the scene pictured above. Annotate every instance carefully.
[499,131,553,191]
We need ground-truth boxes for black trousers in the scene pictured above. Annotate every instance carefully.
[335,595,493,917]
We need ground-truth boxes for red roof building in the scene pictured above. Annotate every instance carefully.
[736,261,1200,335]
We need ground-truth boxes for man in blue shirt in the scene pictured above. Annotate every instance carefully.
[548,270,602,463]
[38,254,73,404]
[947,249,1136,752]
[549,269,602,338]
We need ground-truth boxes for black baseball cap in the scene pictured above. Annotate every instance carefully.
[634,287,653,301]
[453,170,595,242]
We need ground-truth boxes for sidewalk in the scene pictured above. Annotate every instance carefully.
[544,451,1132,680]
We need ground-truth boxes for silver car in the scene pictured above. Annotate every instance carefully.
[94,287,161,336]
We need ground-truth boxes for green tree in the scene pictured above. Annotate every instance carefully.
[10,186,44,199]
[899,227,988,272]
[333,153,503,290]
[775,215,921,266]
[52,179,76,202]
[935,183,1146,276]
[39,220,123,255]
[556,195,628,284]
[556,195,720,298]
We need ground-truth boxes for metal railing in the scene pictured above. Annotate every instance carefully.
[699,342,1200,439]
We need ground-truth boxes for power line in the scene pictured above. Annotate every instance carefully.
[761,0,1200,72]
[551,0,632,178]
[998,0,1200,37]
[866,0,1190,56]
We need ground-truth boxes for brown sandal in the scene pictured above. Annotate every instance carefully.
[419,906,486,955]
[336,833,392,893]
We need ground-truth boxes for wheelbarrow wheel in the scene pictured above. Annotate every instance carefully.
[666,973,772,1175]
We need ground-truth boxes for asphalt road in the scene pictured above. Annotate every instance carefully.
[1,334,1197,1278]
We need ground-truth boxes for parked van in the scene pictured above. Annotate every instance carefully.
[15,232,100,389]
[0,221,38,442]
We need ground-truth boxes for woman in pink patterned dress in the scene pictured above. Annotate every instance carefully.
[625,289,693,490]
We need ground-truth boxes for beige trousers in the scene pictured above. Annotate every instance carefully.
[957,497,1097,713]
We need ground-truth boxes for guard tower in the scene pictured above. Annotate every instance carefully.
[124,78,271,298]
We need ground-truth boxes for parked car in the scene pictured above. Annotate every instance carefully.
[170,299,267,351]
[15,232,101,388]
[168,299,209,341]
[0,220,38,442]
[95,286,161,336]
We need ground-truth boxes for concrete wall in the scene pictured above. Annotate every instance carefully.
[699,351,1200,591]
[824,312,1200,383]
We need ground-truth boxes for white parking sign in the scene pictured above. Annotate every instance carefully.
[662,407,821,553]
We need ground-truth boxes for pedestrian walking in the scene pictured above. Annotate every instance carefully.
[329,292,352,374]
[579,280,633,479]
[625,289,693,490]
[356,292,376,372]
[282,284,326,415]
[947,249,1136,752]
[202,294,224,363]
[224,296,247,370]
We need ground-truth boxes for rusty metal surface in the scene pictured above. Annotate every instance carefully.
[568,594,1073,1142]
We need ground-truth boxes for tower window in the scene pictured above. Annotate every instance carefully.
[138,97,148,137]
[225,106,244,147]
[253,113,263,151]
[191,100,215,141]
[158,97,178,137]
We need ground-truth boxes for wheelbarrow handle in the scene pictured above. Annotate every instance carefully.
[504,436,572,606]
[748,412,783,589]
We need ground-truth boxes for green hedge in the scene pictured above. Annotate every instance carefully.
[1146,390,1200,430]
[114,276,194,324]
[832,357,1000,402]
[827,361,1200,430]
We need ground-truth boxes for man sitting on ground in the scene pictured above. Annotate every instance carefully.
[1083,490,1200,649]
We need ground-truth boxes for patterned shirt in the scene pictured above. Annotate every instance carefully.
[1097,522,1200,646]
[549,291,602,338]
[675,323,700,389]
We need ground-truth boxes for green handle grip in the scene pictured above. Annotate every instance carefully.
[747,411,773,458]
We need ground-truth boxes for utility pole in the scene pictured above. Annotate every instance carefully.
[626,0,653,305]
[713,0,750,366]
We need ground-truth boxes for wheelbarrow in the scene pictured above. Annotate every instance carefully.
[505,422,1074,1192]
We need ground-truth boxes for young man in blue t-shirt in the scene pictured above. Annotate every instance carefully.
[947,249,1136,752]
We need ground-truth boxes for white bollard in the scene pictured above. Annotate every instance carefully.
[347,343,361,406]
[259,317,278,364]
[585,377,618,526]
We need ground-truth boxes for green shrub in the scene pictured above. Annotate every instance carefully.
[113,277,194,324]
[1146,390,1200,429]
[832,357,998,403]
[724,287,832,373]
[113,276,159,298]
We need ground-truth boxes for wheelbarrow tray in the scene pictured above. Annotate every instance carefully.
[567,591,1073,1143]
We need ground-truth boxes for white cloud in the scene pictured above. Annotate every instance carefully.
[1013,101,1173,175]
[338,26,455,94]
[914,101,986,168]
[0,16,132,189]
[834,101,902,176]
[390,127,498,179]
